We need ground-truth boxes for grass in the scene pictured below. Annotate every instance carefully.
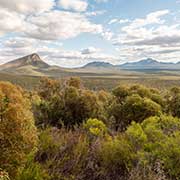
[1,70,180,91]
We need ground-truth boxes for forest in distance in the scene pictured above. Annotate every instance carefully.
[1,76,180,180]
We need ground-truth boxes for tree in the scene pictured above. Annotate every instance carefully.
[0,82,38,177]
[35,78,105,128]
[110,94,161,131]
[37,77,61,101]
[110,85,163,131]
[112,85,130,103]
[66,77,82,89]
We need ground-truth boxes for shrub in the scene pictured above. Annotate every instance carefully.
[0,82,38,177]
[0,169,10,180]
[36,128,89,180]
[110,94,161,131]
[16,153,49,180]
[112,85,129,102]
[98,135,133,179]
[166,87,180,117]
[126,115,180,179]
[66,77,82,89]
[35,78,106,128]
[83,118,107,137]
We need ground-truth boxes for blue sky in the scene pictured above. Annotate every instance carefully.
[0,0,180,67]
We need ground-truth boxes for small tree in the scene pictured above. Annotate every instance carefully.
[66,77,82,89]
[110,94,161,131]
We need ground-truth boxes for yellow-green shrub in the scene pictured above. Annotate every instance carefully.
[0,82,38,177]
[126,115,180,179]
[83,118,107,137]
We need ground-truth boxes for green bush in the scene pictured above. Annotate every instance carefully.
[35,78,106,128]
[36,128,89,180]
[126,115,180,179]
[83,118,107,137]
[98,135,133,178]
[166,87,180,117]
[17,153,49,180]
[110,94,161,131]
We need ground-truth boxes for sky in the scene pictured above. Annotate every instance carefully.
[0,0,180,67]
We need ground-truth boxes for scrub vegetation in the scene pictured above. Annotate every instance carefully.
[1,77,180,180]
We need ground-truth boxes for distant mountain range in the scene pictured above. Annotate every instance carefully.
[1,54,180,77]
[83,58,180,70]
[119,58,180,70]
[83,61,114,68]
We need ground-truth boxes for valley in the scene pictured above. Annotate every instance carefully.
[1,54,180,90]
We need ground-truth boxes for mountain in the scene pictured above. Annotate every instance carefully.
[0,53,49,70]
[119,58,178,70]
[83,61,114,68]
[0,53,69,76]
[2,54,180,77]
[75,61,123,74]
[81,58,180,71]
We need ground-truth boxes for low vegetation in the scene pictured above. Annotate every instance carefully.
[1,77,180,179]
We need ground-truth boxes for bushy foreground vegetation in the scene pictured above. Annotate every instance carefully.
[1,77,180,180]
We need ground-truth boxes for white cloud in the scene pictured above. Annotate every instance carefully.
[86,10,106,16]
[95,0,109,3]
[46,50,118,67]
[101,30,114,41]
[123,10,169,31]
[108,19,118,25]
[25,11,103,40]
[0,31,116,68]
[113,10,180,62]
[2,37,36,49]
[114,10,171,45]
[58,0,88,12]
[108,18,130,25]
[0,7,103,40]
[0,0,116,67]
[0,0,54,14]
[0,37,117,67]
[81,47,101,54]
[0,0,105,41]
[119,19,130,24]
[0,8,25,36]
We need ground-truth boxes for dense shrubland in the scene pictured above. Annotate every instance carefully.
[1,77,180,179]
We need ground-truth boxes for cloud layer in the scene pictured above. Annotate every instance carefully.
[0,0,180,66]
[58,0,88,12]
[113,10,180,62]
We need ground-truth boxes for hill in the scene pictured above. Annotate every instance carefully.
[0,53,49,69]
[0,53,70,76]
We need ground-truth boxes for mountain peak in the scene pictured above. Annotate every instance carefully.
[119,58,179,70]
[83,61,114,68]
[19,53,50,68]
[24,53,42,63]
[139,58,158,64]
[0,53,50,70]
